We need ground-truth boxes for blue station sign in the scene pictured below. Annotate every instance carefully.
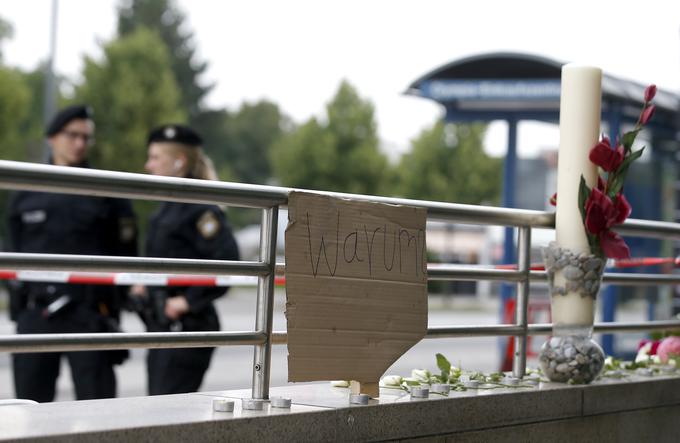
[420,79,561,102]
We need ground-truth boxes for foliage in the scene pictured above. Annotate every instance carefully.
[0,67,31,161]
[393,121,502,204]
[379,353,531,394]
[74,27,185,173]
[0,16,13,62]
[226,100,287,185]
[74,27,186,241]
[271,80,387,195]
[193,100,287,186]
[117,0,211,123]
[117,0,289,195]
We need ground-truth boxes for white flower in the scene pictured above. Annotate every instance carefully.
[330,380,350,387]
[411,369,431,382]
[604,356,616,368]
[379,375,403,387]
[635,342,652,363]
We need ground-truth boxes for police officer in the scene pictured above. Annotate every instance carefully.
[6,104,138,402]
[140,124,239,395]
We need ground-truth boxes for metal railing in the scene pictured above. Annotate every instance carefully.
[1,159,680,399]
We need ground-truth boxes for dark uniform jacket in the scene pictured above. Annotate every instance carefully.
[6,170,138,324]
[145,201,239,332]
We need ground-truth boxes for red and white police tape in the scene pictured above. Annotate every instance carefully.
[0,257,676,287]
[0,270,285,287]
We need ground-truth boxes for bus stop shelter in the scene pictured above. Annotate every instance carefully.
[406,52,680,355]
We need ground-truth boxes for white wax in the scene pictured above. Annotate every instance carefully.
[551,292,595,327]
[555,64,602,254]
[553,64,602,326]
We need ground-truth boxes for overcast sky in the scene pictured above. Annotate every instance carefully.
[1,0,679,159]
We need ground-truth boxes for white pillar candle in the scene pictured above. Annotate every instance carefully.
[555,64,602,252]
[553,64,602,327]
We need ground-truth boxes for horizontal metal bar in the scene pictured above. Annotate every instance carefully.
[5,160,680,235]
[602,273,680,286]
[426,320,680,339]
[0,160,287,209]
[428,265,524,282]
[240,327,530,343]
[593,320,680,334]
[427,325,524,338]
[0,331,266,353]
[0,160,553,227]
[0,253,268,276]
[528,321,680,335]
[616,218,680,239]
[432,268,680,287]
[271,332,288,345]
[4,319,679,353]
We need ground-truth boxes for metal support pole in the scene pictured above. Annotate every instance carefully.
[499,118,519,366]
[512,226,531,378]
[43,0,58,159]
[251,207,279,399]
[500,118,519,307]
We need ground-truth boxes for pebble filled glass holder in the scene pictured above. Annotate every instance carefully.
[538,242,606,384]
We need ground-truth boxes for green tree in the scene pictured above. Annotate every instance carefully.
[394,121,501,204]
[0,68,31,162]
[117,0,210,123]
[191,100,288,185]
[0,16,13,63]
[75,27,185,173]
[226,100,286,184]
[272,80,387,194]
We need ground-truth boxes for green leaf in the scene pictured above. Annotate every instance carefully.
[436,353,451,381]
[621,129,640,153]
[608,174,624,197]
[578,175,591,225]
[617,147,644,178]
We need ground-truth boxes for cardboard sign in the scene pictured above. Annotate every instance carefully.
[285,191,427,385]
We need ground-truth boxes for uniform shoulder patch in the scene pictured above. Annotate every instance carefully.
[196,210,220,239]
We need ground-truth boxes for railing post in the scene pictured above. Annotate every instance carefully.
[512,226,531,378]
[251,206,279,399]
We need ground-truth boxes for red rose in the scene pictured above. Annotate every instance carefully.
[612,194,632,224]
[585,188,615,233]
[599,229,631,259]
[585,189,631,232]
[589,137,624,172]
[584,188,632,259]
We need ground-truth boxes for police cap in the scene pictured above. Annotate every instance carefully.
[147,124,203,148]
[45,104,93,137]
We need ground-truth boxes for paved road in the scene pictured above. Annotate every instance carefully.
[0,287,647,402]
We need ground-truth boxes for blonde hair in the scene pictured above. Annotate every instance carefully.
[165,143,218,181]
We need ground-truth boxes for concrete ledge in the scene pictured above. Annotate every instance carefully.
[2,375,679,442]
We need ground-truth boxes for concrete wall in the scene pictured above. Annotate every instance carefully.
[2,375,679,442]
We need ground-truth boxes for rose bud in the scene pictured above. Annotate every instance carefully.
[644,84,657,102]
[640,104,656,125]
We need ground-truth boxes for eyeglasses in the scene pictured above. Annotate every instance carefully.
[61,130,95,146]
